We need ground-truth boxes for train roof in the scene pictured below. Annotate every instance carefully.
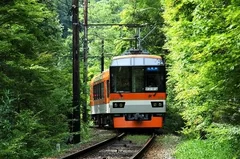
[111,54,164,66]
[113,54,162,60]
[91,70,109,84]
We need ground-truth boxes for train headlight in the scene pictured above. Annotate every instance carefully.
[113,102,125,108]
[113,103,118,108]
[153,103,157,107]
[158,102,163,107]
[119,103,123,108]
[151,101,164,108]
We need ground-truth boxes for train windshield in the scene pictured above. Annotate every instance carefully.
[110,66,166,93]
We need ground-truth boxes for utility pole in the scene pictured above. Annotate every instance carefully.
[72,0,80,143]
[101,39,104,72]
[83,0,88,123]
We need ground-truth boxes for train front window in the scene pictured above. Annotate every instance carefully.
[110,66,166,93]
[145,66,165,92]
[111,67,130,92]
[132,67,144,92]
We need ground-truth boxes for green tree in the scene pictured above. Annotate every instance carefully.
[163,0,240,157]
[0,0,71,158]
[87,0,128,73]
[53,0,72,38]
[118,0,165,54]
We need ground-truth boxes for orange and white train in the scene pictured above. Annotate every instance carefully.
[90,49,166,129]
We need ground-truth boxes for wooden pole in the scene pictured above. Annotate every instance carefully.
[72,0,80,143]
[83,0,88,123]
[101,39,104,72]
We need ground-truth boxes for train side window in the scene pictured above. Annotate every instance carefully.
[101,82,104,99]
[107,80,110,98]
[95,84,98,99]
[98,83,101,99]
[95,84,97,99]
[93,85,97,100]
[98,83,100,99]
[93,82,105,100]
[94,84,100,100]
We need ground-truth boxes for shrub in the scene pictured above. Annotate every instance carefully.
[174,139,238,159]
[0,90,69,159]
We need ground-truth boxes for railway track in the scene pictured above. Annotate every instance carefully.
[61,133,155,159]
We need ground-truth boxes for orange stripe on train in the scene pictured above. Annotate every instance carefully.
[110,93,166,100]
[90,92,166,106]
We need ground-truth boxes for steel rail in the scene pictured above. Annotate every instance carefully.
[61,133,125,159]
[130,134,156,159]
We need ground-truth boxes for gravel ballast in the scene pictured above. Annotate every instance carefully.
[45,128,180,159]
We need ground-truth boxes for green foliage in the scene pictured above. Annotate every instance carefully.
[164,0,240,158]
[0,90,15,140]
[87,0,128,73]
[0,91,69,159]
[0,0,71,158]
[164,0,240,135]
[1,110,46,159]
[164,106,184,134]
[174,138,238,159]
[87,0,166,75]
[118,0,165,54]
[176,123,240,158]
[80,122,92,141]
[53,0,72,38]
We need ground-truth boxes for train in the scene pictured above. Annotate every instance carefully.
[90,49,166,129]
